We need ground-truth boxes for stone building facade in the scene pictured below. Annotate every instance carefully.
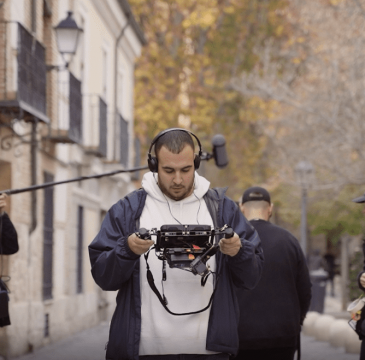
[0,0,145,357]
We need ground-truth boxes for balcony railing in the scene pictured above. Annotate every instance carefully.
[0,22,48,123]
[49,71,82,144]
[84,95,108,158]
[119,113,129,166]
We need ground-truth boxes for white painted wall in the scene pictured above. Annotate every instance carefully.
[1,0,144,356]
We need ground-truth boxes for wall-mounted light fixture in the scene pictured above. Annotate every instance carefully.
[47,11,83,71]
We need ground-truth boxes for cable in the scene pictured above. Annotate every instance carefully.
[162,193,182,225]
[193,190,201,225]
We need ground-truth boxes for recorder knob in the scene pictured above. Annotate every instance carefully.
[138,228,151,240]
[224,227,234,239]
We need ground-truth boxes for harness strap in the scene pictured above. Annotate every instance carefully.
[144,247,218,316]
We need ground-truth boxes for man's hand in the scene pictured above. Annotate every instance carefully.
[127,233,154,256]
[219,233,242,257]
[360,272,365,288]
[0,193,8,215]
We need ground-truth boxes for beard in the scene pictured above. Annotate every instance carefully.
[158,179,194,201]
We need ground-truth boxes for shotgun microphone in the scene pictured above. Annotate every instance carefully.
[212,134,228,168]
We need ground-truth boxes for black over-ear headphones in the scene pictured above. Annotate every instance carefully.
[147,128,202,173]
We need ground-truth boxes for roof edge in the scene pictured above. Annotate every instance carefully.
[117,0,147,46]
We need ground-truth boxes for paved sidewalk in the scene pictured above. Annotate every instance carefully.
[301,333,359,360]
[11,275,360,360]
[323,275,347,317]
[12,322,109,360]
[12,322,361,360]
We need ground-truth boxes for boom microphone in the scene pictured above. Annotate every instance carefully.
[1,134,229,196]
[212,134,228,168]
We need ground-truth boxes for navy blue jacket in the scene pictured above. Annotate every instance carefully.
[89,188,264,360]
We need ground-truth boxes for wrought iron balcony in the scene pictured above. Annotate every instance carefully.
[84,95,108,158]
[0,22,48,123]
[48,71,82,144]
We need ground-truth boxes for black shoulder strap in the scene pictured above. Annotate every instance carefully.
[203,189,219,228]
[140,188,221,316]
[143,248,218,316]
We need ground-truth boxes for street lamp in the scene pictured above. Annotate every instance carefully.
[47,11,83,71]
[295,160,314,257]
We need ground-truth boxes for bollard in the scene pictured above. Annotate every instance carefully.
[313,314,335,342]
[344,327,361,354]
[329,319,352,348]
[302,311,321,336]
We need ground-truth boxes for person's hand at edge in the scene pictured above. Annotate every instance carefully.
[360,273,365,289]
[0,193,8,216]
[219,233,242,257]
[127,233,154,256]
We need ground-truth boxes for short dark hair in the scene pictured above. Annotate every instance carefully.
[154,130,195,158]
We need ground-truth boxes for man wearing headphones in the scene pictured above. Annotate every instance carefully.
[89,128,264,360]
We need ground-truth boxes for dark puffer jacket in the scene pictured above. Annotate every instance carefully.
[89,188,264,360]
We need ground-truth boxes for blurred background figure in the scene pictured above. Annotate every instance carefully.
[323,251,336,297]
[0,193,18,327]
[0,193,18,255]
[307,248,324,272]
[232,186,311,360]
[352,192,365,360]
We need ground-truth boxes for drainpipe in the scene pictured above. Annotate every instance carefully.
[30,119,38,234]
[113,17,130,161]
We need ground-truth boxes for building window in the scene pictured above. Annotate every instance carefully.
[43,172,54,301]
[76,205,84,294]
[44,313,50,337]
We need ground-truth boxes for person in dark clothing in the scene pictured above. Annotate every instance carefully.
[323,251,336,296]
[307,248,324,272]
[0,193,19,327]
[88,129,264,360]
[351,191,365,360]
[0,193,19,255]
[232,186,312,360]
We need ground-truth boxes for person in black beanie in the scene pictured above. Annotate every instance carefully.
[0,193,19,327]
[233,186,312,360]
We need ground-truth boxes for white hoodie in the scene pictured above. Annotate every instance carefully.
[138,171,218,355]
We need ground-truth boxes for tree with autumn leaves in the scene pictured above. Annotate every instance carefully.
[230,0,365,244]
[129,0,365,253]
[129,0,290,199]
